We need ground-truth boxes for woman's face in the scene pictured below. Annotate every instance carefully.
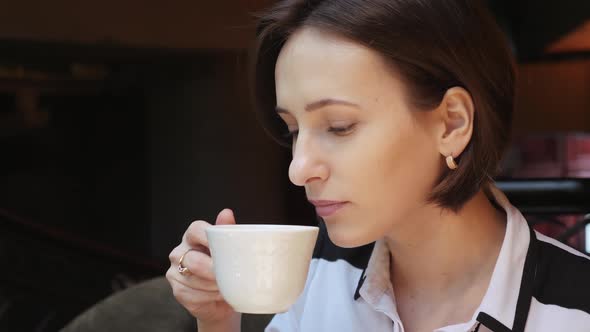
[275,27,443,248]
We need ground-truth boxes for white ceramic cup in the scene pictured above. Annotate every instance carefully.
[205,224,319,314]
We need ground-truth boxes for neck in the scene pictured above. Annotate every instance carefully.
[385,188,506,304]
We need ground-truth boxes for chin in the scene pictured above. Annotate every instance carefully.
[324,223,375,248]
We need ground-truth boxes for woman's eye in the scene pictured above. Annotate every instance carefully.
[281,124,355,140]
[328,124,355,136]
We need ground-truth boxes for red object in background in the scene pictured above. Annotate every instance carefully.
[503,133,590,253]
[532,215,585,250]
[510,134,564,178]
[504,132,590,178]
[566,133,590,177]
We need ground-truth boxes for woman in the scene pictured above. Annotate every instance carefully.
[166,1,590,331]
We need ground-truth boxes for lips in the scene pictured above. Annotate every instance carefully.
[308,200,348,217]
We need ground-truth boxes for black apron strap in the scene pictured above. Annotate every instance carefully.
[511,226,538,332]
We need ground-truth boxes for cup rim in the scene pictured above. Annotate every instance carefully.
[206,224,319,233]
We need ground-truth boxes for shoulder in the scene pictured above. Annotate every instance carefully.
[533,231,590,315]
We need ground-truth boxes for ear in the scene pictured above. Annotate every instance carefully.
[435,87,474,159]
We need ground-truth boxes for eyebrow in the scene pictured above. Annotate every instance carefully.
[275,98,360,114]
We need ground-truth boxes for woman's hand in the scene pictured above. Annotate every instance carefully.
[166,209,241,331]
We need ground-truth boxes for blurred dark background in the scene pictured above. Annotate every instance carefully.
[0,0,589,331]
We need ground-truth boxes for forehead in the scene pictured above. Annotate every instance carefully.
[275,27,405,109]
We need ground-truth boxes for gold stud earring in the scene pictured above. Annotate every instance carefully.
[446,155,458,170]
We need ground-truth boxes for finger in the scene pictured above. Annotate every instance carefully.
[170,281,234,319]
[184,220,211,247]
[166,266,219,292]
[169,277,224,304]
[169,243,210,267]
[178,249,216,281]
[169,245,186,264]
[215,208,236,226]
[182,275,219,292]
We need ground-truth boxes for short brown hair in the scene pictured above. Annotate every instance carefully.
[251,0,516,212]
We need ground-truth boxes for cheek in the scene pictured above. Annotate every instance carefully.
[322,124,440,247]
[395,137,439,191]
[353,118,440,213]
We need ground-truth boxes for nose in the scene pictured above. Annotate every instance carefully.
[288,134,328,186]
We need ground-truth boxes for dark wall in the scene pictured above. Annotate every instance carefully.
[488,0,590,60]
[146,55,294,258]
[0,0,272,50]
[0,90,150,255]
[0,50,317,262]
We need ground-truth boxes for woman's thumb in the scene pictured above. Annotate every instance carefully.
[215,208,236,225]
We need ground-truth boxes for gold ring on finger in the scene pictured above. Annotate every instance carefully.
[178,248,195,276]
